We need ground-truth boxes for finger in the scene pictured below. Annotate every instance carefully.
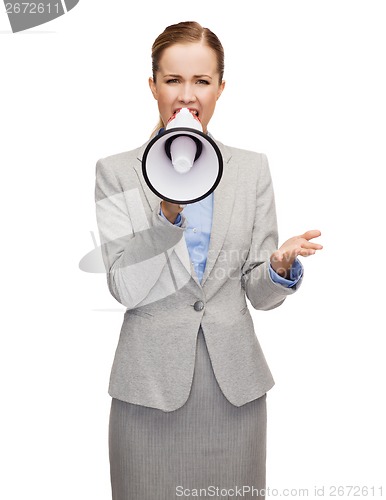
[301,229,322,241]
[298,248,317,257]
[300,241,323,250]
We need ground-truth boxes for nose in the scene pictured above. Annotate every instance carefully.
[178,83,196,104]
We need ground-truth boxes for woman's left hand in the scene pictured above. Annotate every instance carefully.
[270,229,323,279]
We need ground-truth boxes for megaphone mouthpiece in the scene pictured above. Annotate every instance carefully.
[170,136,198,174]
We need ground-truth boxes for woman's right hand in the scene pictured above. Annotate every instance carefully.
[160,200,185,224]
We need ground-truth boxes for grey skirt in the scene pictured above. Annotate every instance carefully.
[108,327,267,500]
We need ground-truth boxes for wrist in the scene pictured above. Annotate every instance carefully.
[270,255,292,279]
[160,201,178,224]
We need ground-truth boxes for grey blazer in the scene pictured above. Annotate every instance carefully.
[95,138,303,412]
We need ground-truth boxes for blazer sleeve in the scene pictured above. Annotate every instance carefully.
[241,153,303,311]
[95,157,188,309]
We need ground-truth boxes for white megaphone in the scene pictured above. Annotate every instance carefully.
[142,108,223,204]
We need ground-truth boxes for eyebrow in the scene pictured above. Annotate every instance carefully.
[163,74,213,80]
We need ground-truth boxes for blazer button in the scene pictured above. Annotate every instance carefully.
[193,300,204,311]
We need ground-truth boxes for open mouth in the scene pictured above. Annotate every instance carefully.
[167,108,201,125]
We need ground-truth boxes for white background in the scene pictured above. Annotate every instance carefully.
[1,1,385,498]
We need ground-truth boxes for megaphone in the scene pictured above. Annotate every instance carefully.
[142,108,223,205]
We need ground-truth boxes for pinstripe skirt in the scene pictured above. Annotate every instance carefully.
[108,327,267,499]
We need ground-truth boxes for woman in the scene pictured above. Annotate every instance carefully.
[95,21,322,500]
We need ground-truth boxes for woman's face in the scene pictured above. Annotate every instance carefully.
[149,42,225,134]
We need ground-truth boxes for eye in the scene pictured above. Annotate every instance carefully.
[196,79,210,85]
[166,78,179,84]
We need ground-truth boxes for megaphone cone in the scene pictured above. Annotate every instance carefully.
[142,108,223,204]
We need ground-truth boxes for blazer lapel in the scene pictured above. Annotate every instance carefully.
[200,140,235,287]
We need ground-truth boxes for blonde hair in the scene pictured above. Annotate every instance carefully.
[150,21,225,136]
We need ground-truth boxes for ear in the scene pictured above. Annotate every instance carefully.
[148,77,158,100]
[216,80,226,100]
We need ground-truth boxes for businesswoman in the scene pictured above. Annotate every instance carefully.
[95,21,322,500]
